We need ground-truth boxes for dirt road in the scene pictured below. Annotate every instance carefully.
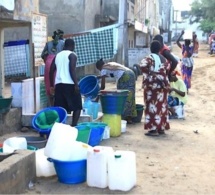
[21,43,215,194]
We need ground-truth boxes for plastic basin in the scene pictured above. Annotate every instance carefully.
[19,136,47,149]
[48,158,87,184]
[32,106,67,136]
[79,75,100,99]
[100,94,128,115]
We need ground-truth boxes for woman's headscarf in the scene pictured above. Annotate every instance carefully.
[153,35,164,48]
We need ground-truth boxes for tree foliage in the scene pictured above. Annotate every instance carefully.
[190,0,215,33]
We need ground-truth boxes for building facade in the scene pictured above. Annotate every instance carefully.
[158,0,173,43]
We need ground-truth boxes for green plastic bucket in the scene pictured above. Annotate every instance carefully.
[132,104,144,123]
[75,125,91,144]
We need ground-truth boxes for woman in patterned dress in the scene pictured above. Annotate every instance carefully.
[140,40,170,136]
[96,59,137,124]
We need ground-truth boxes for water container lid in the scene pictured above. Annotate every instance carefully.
[114,154,121,158]
[93,148,100,152]
[82,143,88,148]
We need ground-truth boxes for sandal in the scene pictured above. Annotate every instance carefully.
[158,130,165,135]
[169,114,178,119]
[145,130,159,136]
[127,120,134,124]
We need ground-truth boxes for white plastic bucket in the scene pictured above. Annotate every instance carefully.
[121,120,127,133]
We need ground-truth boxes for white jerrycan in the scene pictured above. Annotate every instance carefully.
[87,146,114,188]
[36,148,56,177]
[3,137,27,153]
[67,141,92,161]
[108,150,136,191]
[44,122,78,160]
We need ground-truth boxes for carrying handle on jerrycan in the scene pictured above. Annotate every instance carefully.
[47,157,53,163]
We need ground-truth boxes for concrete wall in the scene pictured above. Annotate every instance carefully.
[102,0,119,20]
[0,108,22,136]
[0,150,36,194]
[84,0,101,30]
[4,0,101,41]
[1,0,38,41]
[39,0,85,35]
[39,0,101,36]
[4,26,29,42]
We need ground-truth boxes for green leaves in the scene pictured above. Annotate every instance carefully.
[190,0,215,33]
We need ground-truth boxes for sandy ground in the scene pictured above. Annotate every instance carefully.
[1,43,215,194]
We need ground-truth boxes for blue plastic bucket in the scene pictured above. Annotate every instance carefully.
[77,122,107,146]
[100,94,128,114]
[48,158,87,184]
[78,122,107,128]
[88,126,105,146]
[78,75,100,99]
[32,107,67,136]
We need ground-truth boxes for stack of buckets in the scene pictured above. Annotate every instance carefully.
[99,90,129,137]
[79,75,101,120]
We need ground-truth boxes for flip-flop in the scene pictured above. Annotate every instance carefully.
[127,120,134,124]
[158,130,165,135]
[145,131,159,136]
[169,115,178,119]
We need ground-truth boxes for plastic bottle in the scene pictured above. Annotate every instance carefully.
[87,146,114,188]
[102,125,110,139]
[108,150,136,191]
[83,98,92,116]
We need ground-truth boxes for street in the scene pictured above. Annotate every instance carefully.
[7,43,215,194]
